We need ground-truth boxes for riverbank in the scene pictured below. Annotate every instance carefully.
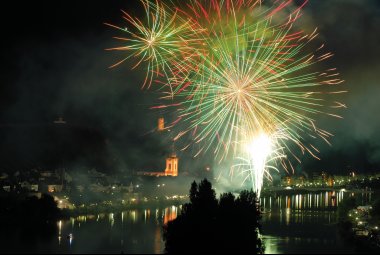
[261,187,374,197]
[2,191,374,254]
[337,196,380,253]
[338,219,380,253]
[60,199,186,217]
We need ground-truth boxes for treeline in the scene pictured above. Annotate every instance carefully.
[0,193,62,252]
[163,179,264,254]
[337,194,380,253]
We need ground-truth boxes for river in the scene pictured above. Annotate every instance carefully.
[0,191,372,254]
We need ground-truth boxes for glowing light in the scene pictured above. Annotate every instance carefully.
[107,0,345,195]
[247,134,273,163]
[246,133,273,196]
[68,233,73,246]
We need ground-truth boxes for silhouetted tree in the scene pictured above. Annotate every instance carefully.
[338,196,357,221]
[189,181,198,204]
[0,193,62,252]
[337,196,357,242]
[371,198,380,219]
[163,179,264,254]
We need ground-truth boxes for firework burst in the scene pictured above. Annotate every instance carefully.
[105,0,199,91]
[107,0,345,195]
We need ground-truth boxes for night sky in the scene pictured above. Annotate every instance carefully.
[0,0,379,175]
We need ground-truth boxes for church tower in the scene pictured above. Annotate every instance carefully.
[136,118,179,177]
[164,152,179,177]
[158,117,179,176]
[164,142,178,176]
[158,117,165,132]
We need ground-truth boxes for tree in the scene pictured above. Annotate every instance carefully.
[371,198,380,219]
[0,193,62,252]
[338,196,357,221]
[163,179,264,254]
[337,196,357,242]
[189,181,198,204]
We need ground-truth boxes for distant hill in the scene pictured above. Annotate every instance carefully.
[0,123,113,173]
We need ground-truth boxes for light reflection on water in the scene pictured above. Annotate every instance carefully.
[4,192,371,253]
[260,191,353,211]
[260,191,371,254]
[54,205,183,254]
[260,191,372,214]
[55,192,370,254]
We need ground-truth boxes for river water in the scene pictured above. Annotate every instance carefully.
[260,190,371,254]
[1,191,372,254]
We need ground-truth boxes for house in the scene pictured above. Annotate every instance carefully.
[47,184,63,193]
[2,185,11,192]
[20,181,39,192]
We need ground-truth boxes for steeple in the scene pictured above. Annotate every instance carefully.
[158,117,165,131]
[164,140,178,176]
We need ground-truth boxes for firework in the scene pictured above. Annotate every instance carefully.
[106,0,199,91]
[107,0,345,195]
[233,131,287,196]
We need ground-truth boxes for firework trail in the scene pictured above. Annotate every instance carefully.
[107,0,345,196]
[105,0,200,91]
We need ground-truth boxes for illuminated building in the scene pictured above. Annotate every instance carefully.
[158,117,165,131]
[327,176,335,187]
[137,153,179,177]
[164,153,178,176]
[312,172,323,185]
[48,184,63,193]
[292,176,305,187]
[281,176,292,186]
[137,118,179,177]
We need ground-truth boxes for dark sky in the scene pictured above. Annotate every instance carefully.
[0,0,379,175]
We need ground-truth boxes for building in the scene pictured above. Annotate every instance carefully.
[47,184,63,193]
[281,176,292,187]
[137,118,179,177]
[312,172,323,185]
[20,181,39,192]
[40,171,56,179]
[327,175,335,187]
[137,153,179,177]
[164,153,179,176]
[2,185,11,192]
[158,117,165,131]
[293,176,306,187]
